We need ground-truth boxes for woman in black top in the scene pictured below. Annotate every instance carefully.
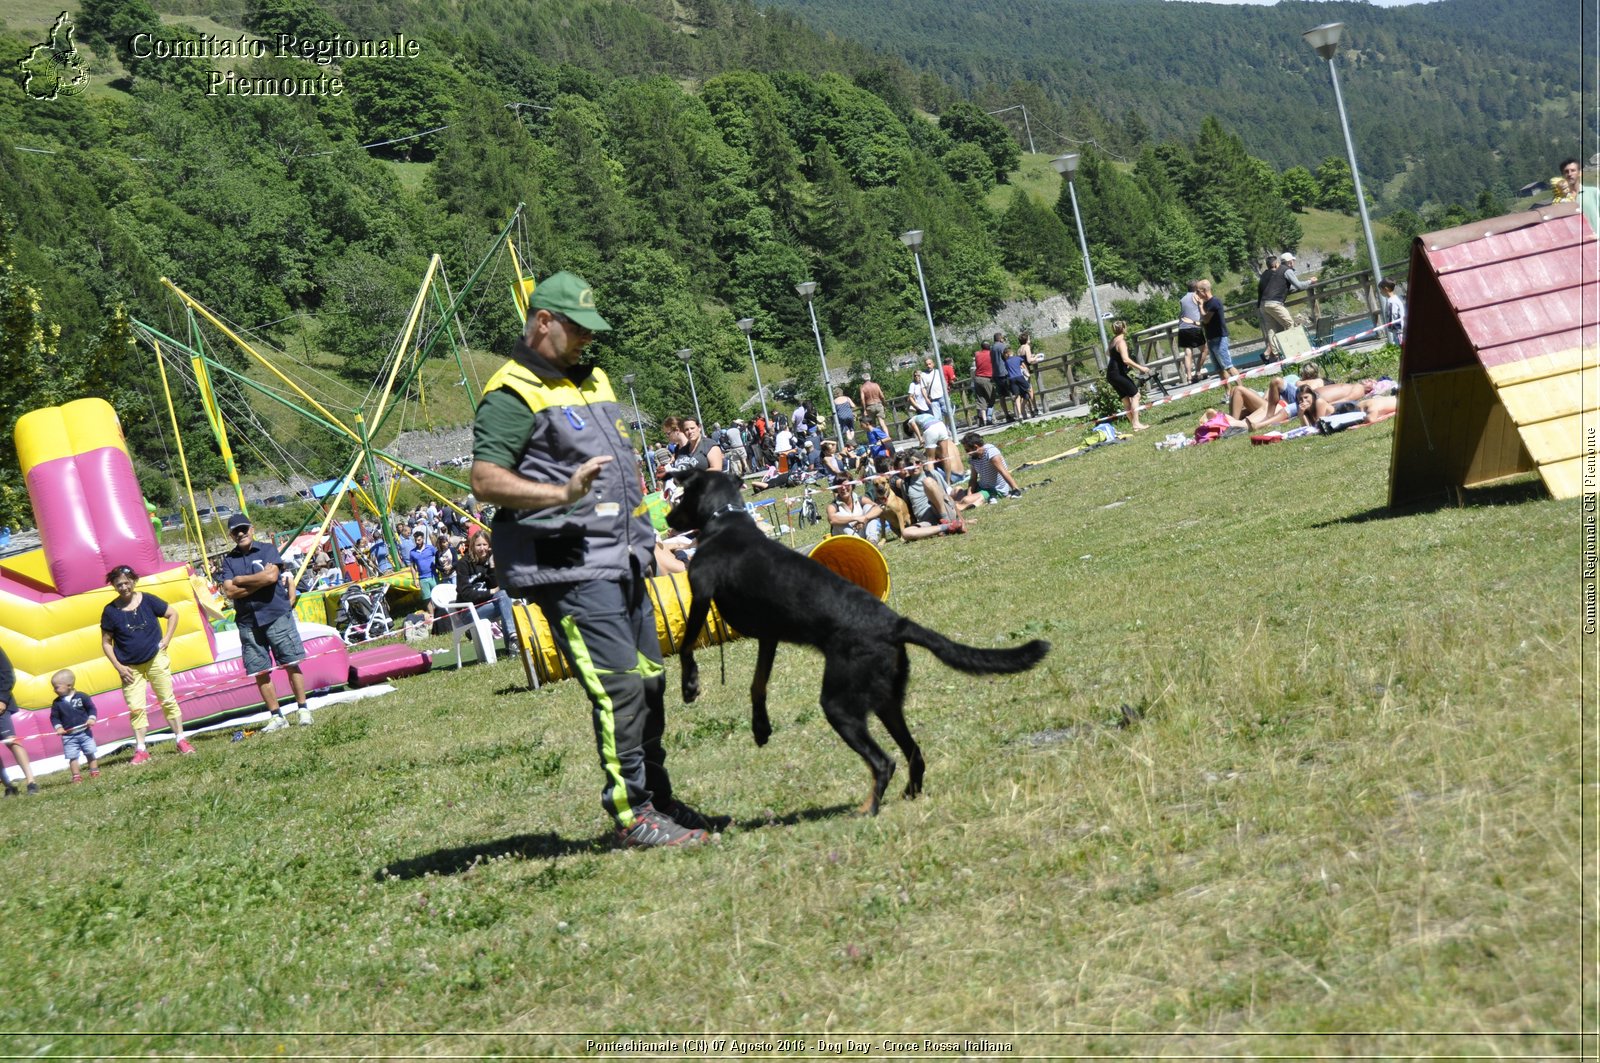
[1105,320,1154,433]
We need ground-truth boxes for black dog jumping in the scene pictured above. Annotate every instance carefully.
[666,470,1050,815]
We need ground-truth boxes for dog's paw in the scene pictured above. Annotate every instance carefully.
[681,674,700,703]
[752,725,770,746]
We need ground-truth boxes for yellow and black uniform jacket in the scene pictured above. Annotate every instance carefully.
[480,341,653,589]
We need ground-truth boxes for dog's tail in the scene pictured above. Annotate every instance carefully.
[897,619,1050,675]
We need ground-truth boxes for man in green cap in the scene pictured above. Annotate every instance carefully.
[470,271,722,848]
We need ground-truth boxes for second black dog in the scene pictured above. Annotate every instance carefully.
[666,470,1050,815]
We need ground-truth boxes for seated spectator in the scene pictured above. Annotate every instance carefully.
[826,480,884,542]
[819,440,849,482]
[866,422,891,461]
[455,529,517,655]
[959,433,1024,500]
[883,467,966,541]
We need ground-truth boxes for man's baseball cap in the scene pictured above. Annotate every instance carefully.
[227,513,251,531]
[528,271,612,332]
[1280,252,1296,263]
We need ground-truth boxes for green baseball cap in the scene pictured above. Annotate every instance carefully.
[529,271,612,332]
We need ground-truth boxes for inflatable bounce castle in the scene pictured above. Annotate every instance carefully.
[1,398,352,763]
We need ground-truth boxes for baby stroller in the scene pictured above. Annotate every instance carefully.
[337,582,392,645]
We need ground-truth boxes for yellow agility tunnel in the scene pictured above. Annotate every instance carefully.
[505,536,892,688]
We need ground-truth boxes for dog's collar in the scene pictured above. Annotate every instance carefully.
[709,503,750,521]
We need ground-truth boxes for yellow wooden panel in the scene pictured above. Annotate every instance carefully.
[1483,345,1594,388]
[1497,372,1585,424]
[1391,366,1533,505]
[1539,455,1584,500]
[1517,413,1586,465]
[1463,396,1533,488]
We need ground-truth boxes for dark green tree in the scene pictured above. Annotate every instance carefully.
[1315,156,1358,212]
[994,188,1081,295]
[342,50,466,161]
[1279,166,1319,212]
[938,100,1019,184]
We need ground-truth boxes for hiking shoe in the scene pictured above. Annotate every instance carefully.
[25,782,39,795]
[616,805,708,849]
[176,739,196,755]
[296,706,313,726]
[71,774,83,784]
[663,799,732,833]
[131,749,151,765]
[261,715,290,734]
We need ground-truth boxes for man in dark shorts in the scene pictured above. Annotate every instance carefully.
[859,373,886,434]
[219,513,312,732]
[470,270,720,848]
[0,644,38,795]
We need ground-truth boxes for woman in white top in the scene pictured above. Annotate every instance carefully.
[826,481,884,542]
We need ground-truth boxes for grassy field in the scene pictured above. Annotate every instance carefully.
[0,376,1586,1057]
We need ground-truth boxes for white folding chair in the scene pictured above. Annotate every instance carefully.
[429,583,497,668]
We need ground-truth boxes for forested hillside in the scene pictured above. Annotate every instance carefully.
[763,0,1584,211]
[0,0,1545,527]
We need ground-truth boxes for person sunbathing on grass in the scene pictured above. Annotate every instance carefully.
[747,463,802,494]
[1295,387,1399,426]
[1226,383,1295,431]
[1266,367,1388,409]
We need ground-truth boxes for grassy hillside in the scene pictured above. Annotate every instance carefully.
[0,380,1582,1052]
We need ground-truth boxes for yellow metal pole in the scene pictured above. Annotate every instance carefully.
[191,355,249,522]
[290,449,367,591]
[365,255,441,432]
[162,277,358,445]
[150,338,207,565]
[379,459,476,526]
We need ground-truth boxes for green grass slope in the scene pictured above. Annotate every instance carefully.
[0,383,1582,1054]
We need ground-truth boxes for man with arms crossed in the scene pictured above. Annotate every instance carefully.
[219,514,312,732]
[470,272,720,848]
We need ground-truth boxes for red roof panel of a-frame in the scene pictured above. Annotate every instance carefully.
[1420,208,1597,371]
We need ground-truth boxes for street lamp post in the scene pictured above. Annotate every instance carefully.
[1304,22,1383,293]
[1050,154,1110,370]
[794,282,846,451]
[675,347,703,426]
[621,372,654,491]
[735,317,771,428]
[900,229,962,439]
